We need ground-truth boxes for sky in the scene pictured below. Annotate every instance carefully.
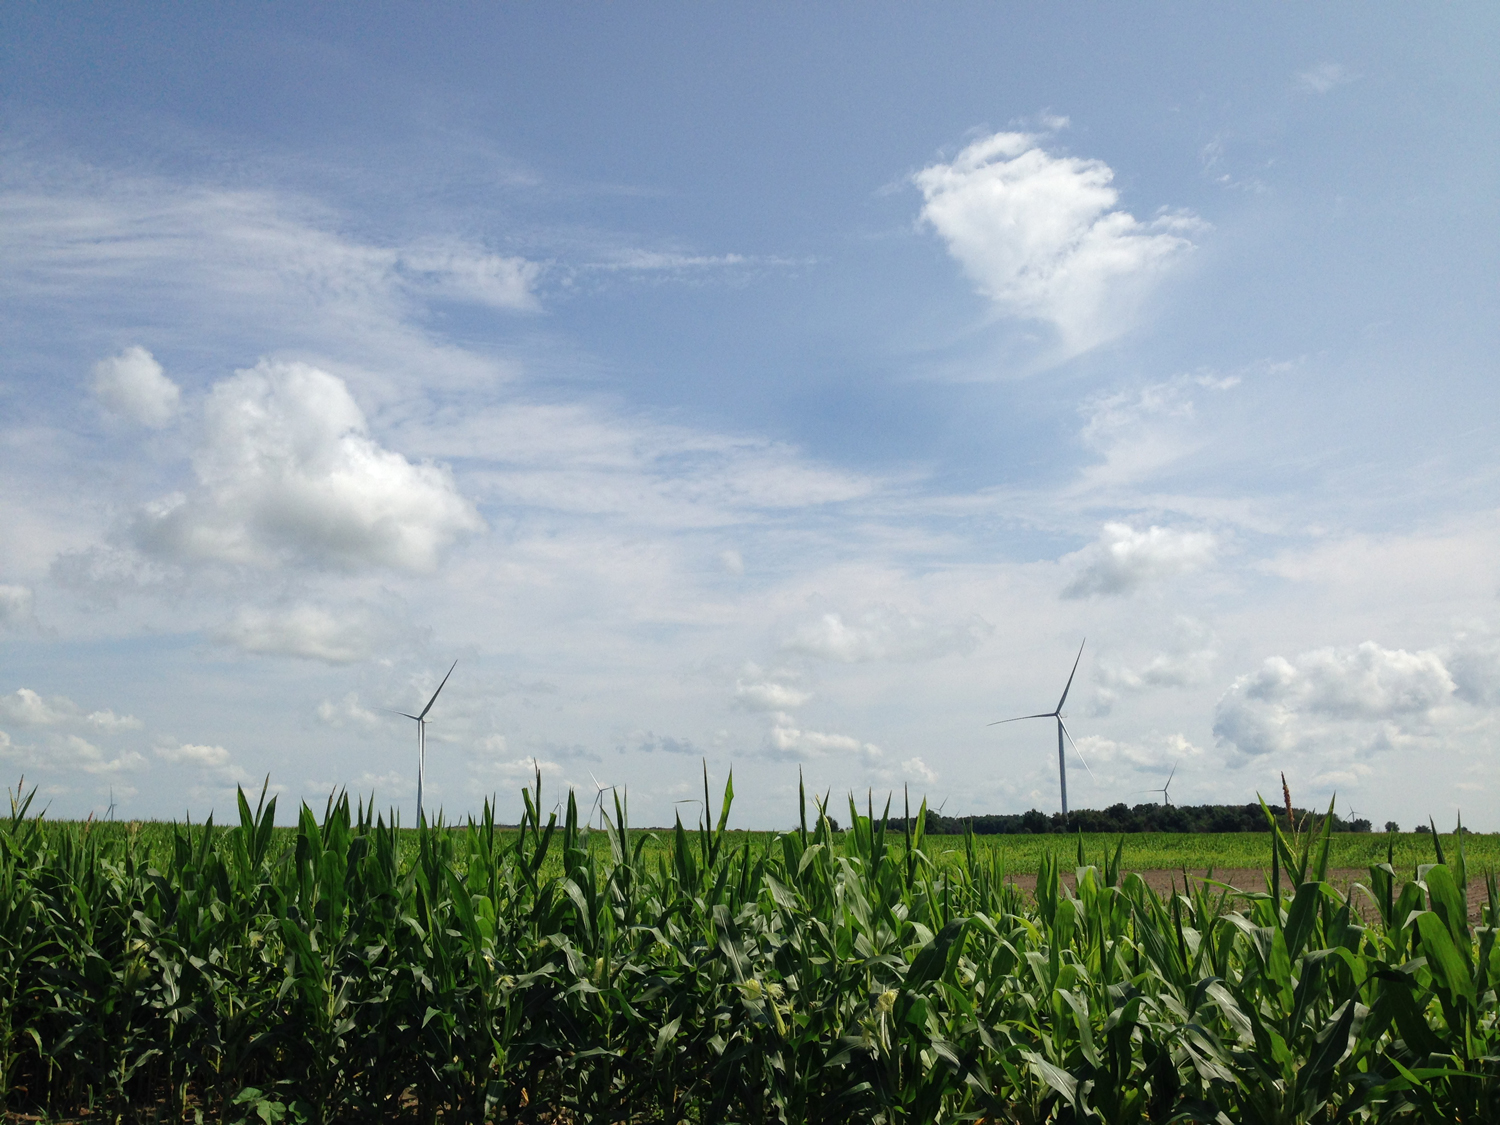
[2,4,1498,829]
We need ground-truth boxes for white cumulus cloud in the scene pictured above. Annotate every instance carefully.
[133,360,482,571]
[765,712,882,761]
[1213,641,1456,764]
[0,688,142,731]
[1062,522,1217,598]
[914,129,1200,353]
[156,743,232,768]
[92,345,181,427]
[899,756,938,785]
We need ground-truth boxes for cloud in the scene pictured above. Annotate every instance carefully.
[0,727,145,776]
[396,244,541,311]
[0,585,37,631]
[1213,641,1456,763]
[217,603,399,663]
[133,360,483,571]
[914,129,1200,353]
[1295,63,1354,95]
[91,345,180,427]
[899,755,938,785]
[0,177,540,379]
[154,741,254,789]
[781,605,992,663]
[0,688,142,731]
[1096,620,1218,698]
[1099,648,1217,692]
[1076,731,1206,772]
[626,731,701,755]
[1448,633,1500,708]
[156,742,232,768]
[316,691,386,730]
[58,736,145,775]
[1062,523,1217,598]
[734,678,813,712]
[1078,372,1239,451]
[765,712,882,761]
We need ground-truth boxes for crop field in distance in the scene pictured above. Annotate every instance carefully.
[41,817,1498,879]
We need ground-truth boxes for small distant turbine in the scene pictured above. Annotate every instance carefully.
[989,640,1093,816]
[1147,763,1178,807]
[588,771,618,831]
[389,661,456,825]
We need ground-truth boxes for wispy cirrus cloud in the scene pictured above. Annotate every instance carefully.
[1295,62,1355,95]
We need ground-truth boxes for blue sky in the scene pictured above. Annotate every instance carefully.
[2,4,1498,828]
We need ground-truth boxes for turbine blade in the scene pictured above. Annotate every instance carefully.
[387,710,422,721]
[1058,719,1095,781]
[418,660,458,719]
[1056,639,1086,712]
[987,712,1055,726]
[1166,763,1177,785]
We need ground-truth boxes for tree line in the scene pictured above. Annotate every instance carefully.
[886,802,1374,835]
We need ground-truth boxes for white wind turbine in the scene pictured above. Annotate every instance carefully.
[1146,763,1178,807]
[389,661,456,825]
[989,640,1093,816]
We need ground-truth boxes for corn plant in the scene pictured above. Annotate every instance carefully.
[0,775,1496,1123]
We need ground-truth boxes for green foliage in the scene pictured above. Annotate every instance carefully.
[1,777,1497,1122]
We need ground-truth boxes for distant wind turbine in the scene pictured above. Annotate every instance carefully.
[989,640,1093,816]
[388,661,456,825]
[1146,763,1177,807]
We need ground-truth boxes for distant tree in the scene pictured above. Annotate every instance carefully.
[1385,820,1400,833]
[1415,823,1430,834]
[1349,818,1372,832]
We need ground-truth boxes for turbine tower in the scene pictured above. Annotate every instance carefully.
[989,640,1092,815]
[390,661,456,825]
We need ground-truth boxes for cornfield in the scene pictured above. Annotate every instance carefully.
[1,775,1496,1124]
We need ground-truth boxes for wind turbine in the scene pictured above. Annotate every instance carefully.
[989,640,1093,816]
[1147,763,1177,807]
[389,661,456,825]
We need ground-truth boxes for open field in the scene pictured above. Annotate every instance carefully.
[41,817,1499,881]
[4,785,1499,1122]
